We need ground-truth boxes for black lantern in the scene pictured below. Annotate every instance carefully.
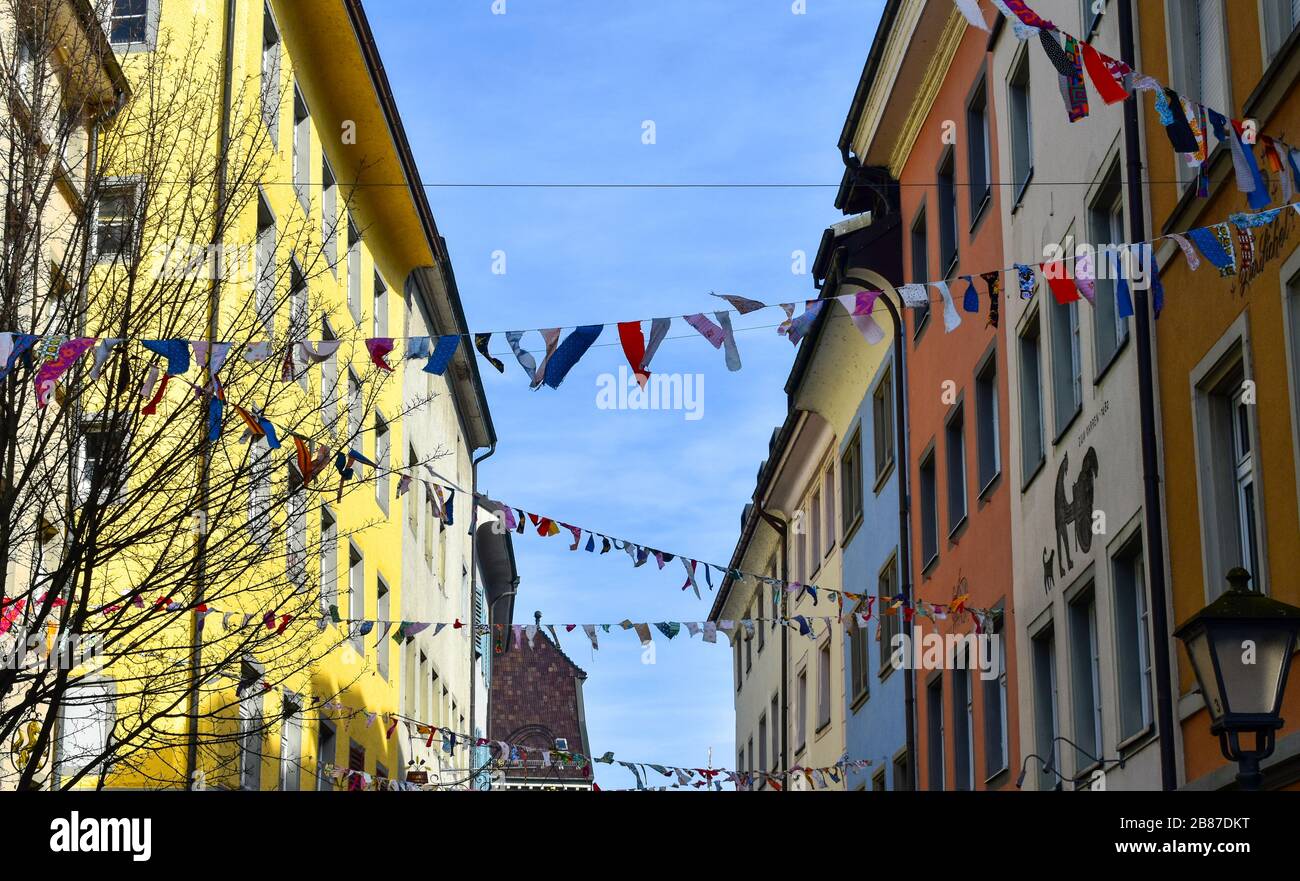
[1175,568,1300,790]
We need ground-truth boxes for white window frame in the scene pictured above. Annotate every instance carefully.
[1189,315,1268,599]
[56,679,116,782]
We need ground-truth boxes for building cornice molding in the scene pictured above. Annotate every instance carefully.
[887,7,967,178]
[851,0,925,162]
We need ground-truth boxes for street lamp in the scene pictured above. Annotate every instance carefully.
[1174,568,1300,790]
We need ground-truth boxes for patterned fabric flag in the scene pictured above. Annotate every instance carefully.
[1080,42,1130,104]
[711,292,766,314]
[980,271,1001,328]
[1016,264,1036,298]
[34,337,94,408]
[473,333,505,374]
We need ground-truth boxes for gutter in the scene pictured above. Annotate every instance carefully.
[836,0,904,170]
[1117,0,1178,792]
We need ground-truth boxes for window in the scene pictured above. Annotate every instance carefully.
[347,369,362,442]
[424,494,437,570]
[821,468,835,557]
[237,663,263,791]
[292,86,310,210]
[795,669,808,752]
[1168,1,1229,129]
[248,443,271,548]
[1089,167,1128,372]
[878,554,899,678]
[348,543,364,654]
[937,149,958,276]
[746,738,754,787]
[79,420,127,503]
[1113,535,1153,741]
[1195,347,1262,595]
[1262,0,1300,64]
[281,695,302,791]
[770,694,780,769]
[320,508,337,612]
[316,721,335,789]
[745,603,754,671]
[376,577,390,680]
[108,0,151,46]
[373,272,388,338]
[919,448,938,568]
[758,715,768,784]
[983,611,1009,778]
[817,641,832,731]
[975,352,1001,492]
[1008,49,1033,203]
[1032,627,1061,790]
[321,319,338,429]
[953,663,974,790]
[254,194,275,336]
[348,740,365,774]
[849,597,871,704]
[809,488,821,573]
[1049,287,1082,438]
[873,368,895,482]
[1019,309,1046,477]
[757,595,765,652]
[95,185,138,261]
[290,260,308,386]
[927,677,945,790]
[967,79,991,221]
[841,428,863,533]
[347,221,362,322]
[407,446,420,535]
[945,404,968,535]
[893,751,911,791]
[287,463,307,592]
[322,157,338,269]
[910,209,931,334]
[1231,384,1261,584]
[58,681,115,777]
[261,4,280,142]
[734,637,743,690]
[1068,589,1103,771]
[374,413,390,512]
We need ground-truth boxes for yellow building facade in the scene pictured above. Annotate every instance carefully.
[1,0,493,790]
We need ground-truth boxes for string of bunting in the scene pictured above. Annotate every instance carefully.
[959,0,1299,208]
[370,707,875,792]
[5,585,992,652]
[3,189,1293,426]
[472,492,997,625]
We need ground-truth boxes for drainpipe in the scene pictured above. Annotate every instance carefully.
[186,0,237,791]
[844,267,915,792]
[756,508,787,789]
[466,441,496,788]
[1117,0,1178,792]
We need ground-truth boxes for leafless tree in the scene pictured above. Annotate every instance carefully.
[0,0,449,790]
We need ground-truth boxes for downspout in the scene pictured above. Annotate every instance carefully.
[186,0,237,791]
[843,266,915,792]
[1117,0,1178,792]
[756,508,787,789]
[467,441,496,788]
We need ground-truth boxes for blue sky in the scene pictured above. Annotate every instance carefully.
[367,0,882,789]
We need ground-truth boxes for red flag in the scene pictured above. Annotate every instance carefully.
[1080,42,1129,105]
[1041,262,1081,304]
[616,321,650,388]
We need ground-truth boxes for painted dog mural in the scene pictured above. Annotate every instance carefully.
[1053,447,1100,577]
